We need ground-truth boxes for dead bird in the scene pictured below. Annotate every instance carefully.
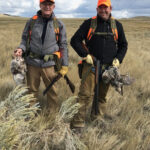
[10,56,27,85]
[102,66,134,95]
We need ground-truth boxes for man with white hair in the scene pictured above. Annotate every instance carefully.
[14,0,68,113]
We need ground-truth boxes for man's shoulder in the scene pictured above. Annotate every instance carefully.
[84,18,92,23]
[56,19,64,25]
[112,18,123,27]
[28,15,38,23]
[54,18,66,29]
[80,18,92,28]
[26,16,38,26]
[112,18,125,35]
[24,18,33,26]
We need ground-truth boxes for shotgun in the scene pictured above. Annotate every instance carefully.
[92,59,101,115]
[82,43,101,115]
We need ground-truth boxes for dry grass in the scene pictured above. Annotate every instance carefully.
[0,15,150,149]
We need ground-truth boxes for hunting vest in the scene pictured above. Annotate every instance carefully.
[25,15,61,62]
[78,16,119,79]
[87,16,118,43]
[25,15,62,70]
[26,15,60,50]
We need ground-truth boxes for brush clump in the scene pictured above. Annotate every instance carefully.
[0,86,88,150]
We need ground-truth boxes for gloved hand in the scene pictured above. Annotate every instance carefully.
[112,58,120,68]
[59,66,68,77]
[83,54,93,64]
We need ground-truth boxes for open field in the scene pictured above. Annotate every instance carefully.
[0,15,150,149]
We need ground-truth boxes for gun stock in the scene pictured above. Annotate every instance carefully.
[64,75,75,93]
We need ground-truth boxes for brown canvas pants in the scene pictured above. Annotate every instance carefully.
[71,63,110,128]
[26,65,58,113]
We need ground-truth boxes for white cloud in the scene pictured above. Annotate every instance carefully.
[56,0,85,12]
[0,0,35,16]
[33,0,40,10]
[57,13,75,18]
[10,9,25,16]
[0,0,150,18]
[112,10,133,18]
[21,1,32,8]
[0,0,85,17]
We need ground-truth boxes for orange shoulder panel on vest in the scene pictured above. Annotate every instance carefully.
[111,17,118,41]
[87,16,97,40]
[32,15,38,20]
[87,16,118,42]
[29,15,61,56]
[92,16,97,19]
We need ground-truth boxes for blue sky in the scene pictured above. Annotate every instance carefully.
[0,0,150,18]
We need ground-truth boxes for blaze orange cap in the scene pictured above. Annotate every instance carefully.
[97,0,111,7]
[40,0,55,3]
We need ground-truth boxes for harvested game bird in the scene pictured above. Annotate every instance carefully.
[102,66,134,95]
[10,56,27,85]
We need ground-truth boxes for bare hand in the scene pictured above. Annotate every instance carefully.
[14,48,23,57]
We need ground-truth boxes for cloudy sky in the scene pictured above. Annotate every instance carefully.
[0,0,150,18]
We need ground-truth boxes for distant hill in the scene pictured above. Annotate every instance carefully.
[0,13,21,18]
[127,16,150,21]
[132,16,150,19]
[0,14,28,21]
[0,14,11,17]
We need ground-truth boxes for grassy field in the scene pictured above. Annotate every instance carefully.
[0,15,150,149]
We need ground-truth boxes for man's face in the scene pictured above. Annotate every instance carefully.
[97,5,112,20]
[40,1,55,17]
